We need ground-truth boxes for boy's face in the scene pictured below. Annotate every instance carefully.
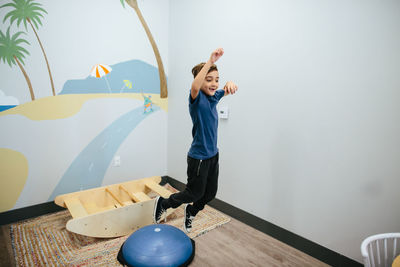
[200,70,219,96]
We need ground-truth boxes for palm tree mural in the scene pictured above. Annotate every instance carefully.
[0,28,35,101]
[121,0,168,98]
[1,0,55,96]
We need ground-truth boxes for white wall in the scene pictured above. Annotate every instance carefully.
[167,0,400,263]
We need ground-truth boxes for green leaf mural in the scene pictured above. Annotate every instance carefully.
[0,27,35,100]
[1,0,56,96]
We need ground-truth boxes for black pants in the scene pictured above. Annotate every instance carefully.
[163,153,219,216]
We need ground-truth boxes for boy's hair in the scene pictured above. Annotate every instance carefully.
[191,62,218,78]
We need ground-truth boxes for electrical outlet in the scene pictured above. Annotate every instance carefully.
[218,106,229,119]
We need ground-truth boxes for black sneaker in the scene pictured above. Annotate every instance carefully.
[184,204,195,233]
[153,196,166,223]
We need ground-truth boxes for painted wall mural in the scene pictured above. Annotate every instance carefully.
[1,0,55,100]
[121,0,168,98]
[0,0,169,212]
[0,27,35,101]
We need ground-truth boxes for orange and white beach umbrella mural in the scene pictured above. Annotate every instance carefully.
[90,64,112,93]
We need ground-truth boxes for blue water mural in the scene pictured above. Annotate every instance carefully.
[60,60,163,95]
[0,105,17,112]
[48,105,160,200]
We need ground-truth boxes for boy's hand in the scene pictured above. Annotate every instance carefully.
[210,48,224,63]
[223,81,238,95]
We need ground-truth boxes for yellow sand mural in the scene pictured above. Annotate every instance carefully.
[0,148,28,212]
[0,93,168,121]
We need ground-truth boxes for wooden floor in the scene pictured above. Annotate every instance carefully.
[0,223,15,267]
[0,215,329,267]
[192,217,329,267]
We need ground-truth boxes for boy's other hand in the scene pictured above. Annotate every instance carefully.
[223,81,238,95]
[210,48,224,63]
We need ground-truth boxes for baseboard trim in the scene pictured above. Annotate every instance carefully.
[164,175,362,267]
[0,201,64,225]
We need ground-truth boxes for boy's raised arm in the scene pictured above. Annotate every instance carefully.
[191,48,224,100]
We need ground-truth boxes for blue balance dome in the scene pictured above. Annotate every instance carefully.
[117,224,195,267]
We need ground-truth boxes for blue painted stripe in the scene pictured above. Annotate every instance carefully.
[0,105,17,112]
[48,105,160,200]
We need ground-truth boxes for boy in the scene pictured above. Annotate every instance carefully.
[154,48,238,232]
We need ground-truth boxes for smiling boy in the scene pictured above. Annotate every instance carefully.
[154,48,238,232]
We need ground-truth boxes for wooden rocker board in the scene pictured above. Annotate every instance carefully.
[66,199,155,238]
[54,176,174,238]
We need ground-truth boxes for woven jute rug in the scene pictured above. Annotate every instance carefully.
[10,185,230,266]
